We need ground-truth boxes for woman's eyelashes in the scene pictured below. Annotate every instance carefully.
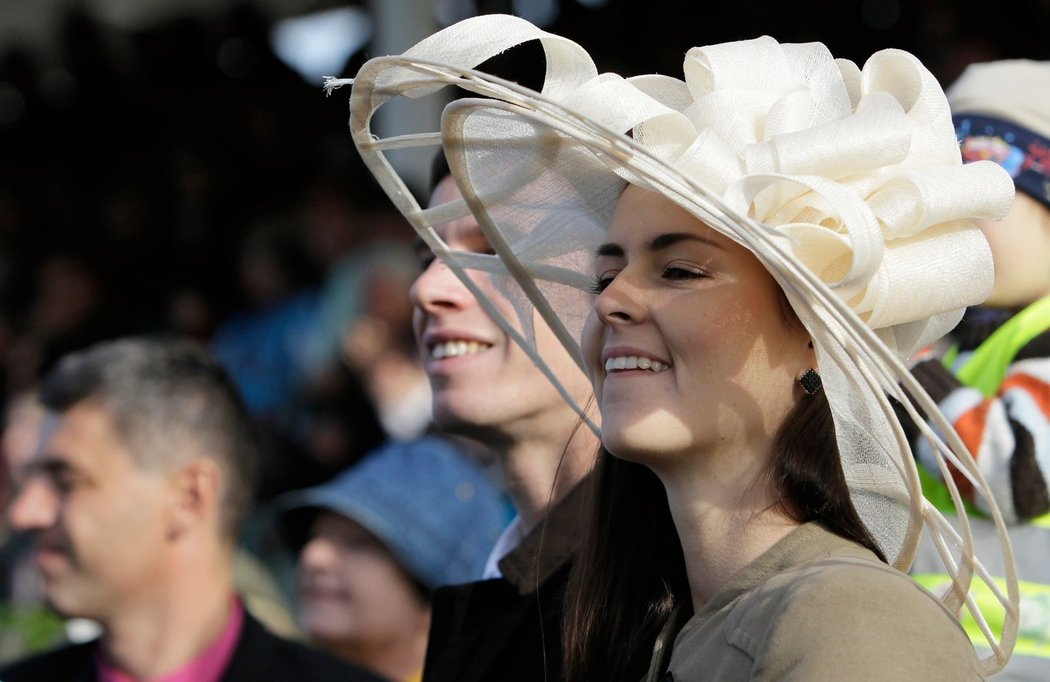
[589,273,615,294]
[662,265,706,281]
[588,264,708,294]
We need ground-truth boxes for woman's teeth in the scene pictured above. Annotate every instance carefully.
[432,340,491,359]
[605,356,669,372]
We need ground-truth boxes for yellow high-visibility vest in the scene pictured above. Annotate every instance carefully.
[917,296,1050,669]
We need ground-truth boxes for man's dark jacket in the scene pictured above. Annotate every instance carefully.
[0,610,388,682]
[422,479,589,682]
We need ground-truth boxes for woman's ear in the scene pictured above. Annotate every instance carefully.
[791,340,819,394]
[794,336,817,375]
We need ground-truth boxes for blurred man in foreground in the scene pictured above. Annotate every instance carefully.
[0,336,383,682]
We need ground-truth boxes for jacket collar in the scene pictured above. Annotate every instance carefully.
[498,475,592,594]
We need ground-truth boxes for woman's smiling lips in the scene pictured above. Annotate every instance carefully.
[601,347,671,374]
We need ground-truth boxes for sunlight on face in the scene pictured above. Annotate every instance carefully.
[977,191,1050,308]
[581,186,813,477]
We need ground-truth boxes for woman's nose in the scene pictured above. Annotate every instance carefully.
[593,272,646,326]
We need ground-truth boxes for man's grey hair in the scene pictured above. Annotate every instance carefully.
[39,335,257,541]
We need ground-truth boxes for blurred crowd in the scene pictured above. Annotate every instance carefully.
[0,4,435,506]
[0,0,1046,504]
[0,3,450,668]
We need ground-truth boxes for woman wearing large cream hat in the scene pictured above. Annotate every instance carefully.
[330,15,1019,680]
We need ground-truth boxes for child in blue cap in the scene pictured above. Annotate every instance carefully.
[277,436,508,682]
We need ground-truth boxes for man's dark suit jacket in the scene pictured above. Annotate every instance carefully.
[0,611,388,682]
[422,478,589,682]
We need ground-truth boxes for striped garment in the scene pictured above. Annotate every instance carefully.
[910,305,1050,523]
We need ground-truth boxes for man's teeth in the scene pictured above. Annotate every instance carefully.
[431,340,490,359]
[605,356,669,372]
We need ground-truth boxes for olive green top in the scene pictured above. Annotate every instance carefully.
[645,522,980,681]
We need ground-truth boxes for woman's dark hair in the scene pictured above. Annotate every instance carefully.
[563,452,686,682]
[563,345,886,682]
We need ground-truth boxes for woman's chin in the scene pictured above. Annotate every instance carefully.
[602,415,696,464]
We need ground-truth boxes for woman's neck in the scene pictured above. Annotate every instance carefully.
[658,459,799,612]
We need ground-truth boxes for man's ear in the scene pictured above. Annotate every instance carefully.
[166,458,222,542]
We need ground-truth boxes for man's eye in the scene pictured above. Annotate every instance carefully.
[48,472,77,494]
[417,252,436,271]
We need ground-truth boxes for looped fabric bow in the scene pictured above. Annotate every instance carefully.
[333,15,1019,674]
[509,33,1011,353]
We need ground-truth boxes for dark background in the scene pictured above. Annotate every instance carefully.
[0,0,1046,401]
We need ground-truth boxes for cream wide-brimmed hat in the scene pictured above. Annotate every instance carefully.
[329,14,1018,673]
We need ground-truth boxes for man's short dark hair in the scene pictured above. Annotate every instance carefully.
[39,336,257,541]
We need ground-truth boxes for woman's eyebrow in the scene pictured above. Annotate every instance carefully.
[597,231,724,258]
[648,232,724,252]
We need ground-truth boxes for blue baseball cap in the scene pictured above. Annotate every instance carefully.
[277,435,508,590]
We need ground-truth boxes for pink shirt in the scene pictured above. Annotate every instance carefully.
[95,599,245,682]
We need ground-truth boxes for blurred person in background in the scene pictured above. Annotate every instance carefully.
[3,254,124,398]
[908,59,1050,680]
[0,389,300,662]
[341,241,432,441]
[276,435,507,682]
[211,220,319,422]
[0,389,65,663]
[211,212,388,504]
[164,282,218,344]
[0,336,383,682]
[299,180,415,384]
[1,390,44,522]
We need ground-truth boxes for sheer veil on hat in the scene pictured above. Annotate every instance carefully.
[329,14,1019,673]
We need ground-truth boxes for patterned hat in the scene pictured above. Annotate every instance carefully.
[948,59,1050,209]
